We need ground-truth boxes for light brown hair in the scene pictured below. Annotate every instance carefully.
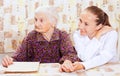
[85,6,111,26]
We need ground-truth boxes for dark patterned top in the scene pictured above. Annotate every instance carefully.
[12,28,80,63]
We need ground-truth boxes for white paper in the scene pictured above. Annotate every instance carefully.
[5,62,39,73]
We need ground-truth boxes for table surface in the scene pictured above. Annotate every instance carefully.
[0,62,120,76]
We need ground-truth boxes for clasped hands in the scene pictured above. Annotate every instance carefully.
[60,60,85,72]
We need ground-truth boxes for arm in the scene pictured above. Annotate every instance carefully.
[2,31,35,67]
[12,31,34,61]
[12,37,29,61]
[81,31,118,70]
[59,31,80,63]
[1,36,29,67]
[73,31,86,60]
[59,31,80,72]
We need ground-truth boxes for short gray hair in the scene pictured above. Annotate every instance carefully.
[35,6,58,26]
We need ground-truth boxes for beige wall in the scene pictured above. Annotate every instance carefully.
[0,0,120,60]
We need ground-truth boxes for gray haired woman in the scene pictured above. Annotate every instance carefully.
[2,6,80,72]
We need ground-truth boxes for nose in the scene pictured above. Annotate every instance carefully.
[79,22,84,30]
[36,20,40,24]
[35,20,41,27]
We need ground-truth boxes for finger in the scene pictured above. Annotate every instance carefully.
[59,65,64,72]
[4,56,13,67]
[73,62,81,71]
[63,62,74,71]
[73,63,77,70]
[1,60,6,67]
[9,57,13,64]
[67,63,74,72]
[2,58,9,67]
[5,56,12,65]
[59,68,62,72]
[73,64,78,70]
[61,65,70,72]
[62,64,70,71]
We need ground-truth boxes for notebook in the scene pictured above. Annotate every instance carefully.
[4,62,40,73]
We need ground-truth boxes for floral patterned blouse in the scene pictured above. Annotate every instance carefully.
[12,28,80,63]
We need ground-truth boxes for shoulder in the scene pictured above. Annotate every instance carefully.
[101,30,118,41]
[104,30,118,38]
[25,30,37,40]
[58,29,69,37]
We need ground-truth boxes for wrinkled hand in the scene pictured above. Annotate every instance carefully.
[2,55,13,67]
[95,26,113,39]
[59,60,74,72]
[73,62,85,71]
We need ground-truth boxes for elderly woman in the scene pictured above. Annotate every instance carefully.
[72,6,118,71]
[2,6,80,72]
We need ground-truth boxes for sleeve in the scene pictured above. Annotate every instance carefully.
[73,31,85,56]
[81,31,118,70]
[59,31,80,64]
[12,32,34,61]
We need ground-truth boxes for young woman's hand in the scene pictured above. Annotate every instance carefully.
[2,55,13,67]
[95,26,113,39]
[73,62,85,71]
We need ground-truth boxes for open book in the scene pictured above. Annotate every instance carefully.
[5,62,40,73]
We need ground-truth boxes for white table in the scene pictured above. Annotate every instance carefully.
[0,62,120,76]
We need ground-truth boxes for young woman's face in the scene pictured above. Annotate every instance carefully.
[34,12,51,33]
[78,11,101,37]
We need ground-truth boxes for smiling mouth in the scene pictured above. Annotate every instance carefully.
[80,30,86,35]
[80,30,85,33]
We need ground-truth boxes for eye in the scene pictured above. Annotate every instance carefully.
[39,19,43,22]
[78,19,82,26]
[79,19,82,23]
[34,18,37,21]
[85,22,88,26]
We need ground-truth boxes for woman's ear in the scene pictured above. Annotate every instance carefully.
[96,24,103,30]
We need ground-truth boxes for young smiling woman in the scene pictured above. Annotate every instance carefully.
[73,6,118,71]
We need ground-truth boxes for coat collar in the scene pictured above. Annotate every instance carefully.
[36,28,60,42]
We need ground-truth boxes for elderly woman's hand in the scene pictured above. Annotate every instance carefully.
[2,55,13,67]
[95,26,113,39]
[59,60,74,72]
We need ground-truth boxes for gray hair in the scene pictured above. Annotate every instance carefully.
[35,6,58,26]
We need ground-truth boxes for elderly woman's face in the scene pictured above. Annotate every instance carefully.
[78,10,101,37]
[34,12,51,33]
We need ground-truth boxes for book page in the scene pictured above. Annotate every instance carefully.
[5,62,40,73]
